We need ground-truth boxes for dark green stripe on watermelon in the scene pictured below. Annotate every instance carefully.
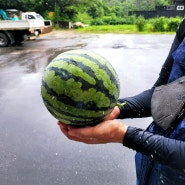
[41,85,112,125]
[41,92,109,125]
[59,52,119,88]
[46,65,116,104]
[49,55,119,96]
[42,79,113,110]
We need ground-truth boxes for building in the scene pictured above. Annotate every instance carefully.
[172,0,185,10]
[129,0,185,19]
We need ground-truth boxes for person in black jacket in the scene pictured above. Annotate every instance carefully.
[58,18,185,185]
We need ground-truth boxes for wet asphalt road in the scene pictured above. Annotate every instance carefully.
[0,31,175,185]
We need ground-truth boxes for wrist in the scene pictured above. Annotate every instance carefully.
[118,123,128,143]
[110,121,128,143]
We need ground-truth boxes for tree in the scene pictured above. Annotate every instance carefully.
[0,0,173,21]
[122,0,137,16]
[87,1,104,19]
[156,0,171,6]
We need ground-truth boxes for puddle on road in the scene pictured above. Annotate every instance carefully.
[0,43,87,75]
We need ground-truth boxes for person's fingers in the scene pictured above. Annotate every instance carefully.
[57,121,69,129]
[57,121,95,143]
[68,126,92,138]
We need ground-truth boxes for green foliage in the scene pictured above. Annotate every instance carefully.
[0,0,182,32]
[78,16,181,34]
[87,3,104,19]
[166,17,181,32]
[91,19,105,26]
[135,15,146,31]
[92,15,123,25]
[0,0,173,22]
[78,24,137,34]
[140,16,181,32]
[122,15,137,24]
[76,12,92,24]
[91,14,138,25]
[52,7,61,22]
[151,17,166,32]
[122,0,137,16]
[156,0,170,6]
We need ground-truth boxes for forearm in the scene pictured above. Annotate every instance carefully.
[123,126,185,175]
[117,88,154,119]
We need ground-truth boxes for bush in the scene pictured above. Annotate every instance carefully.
[91,16,124,25]
[122,15,137,24]
[152,17,166,32]
[88,15,181,33]
[167,17,181,32]
[135,15,146,31]
[76,12,92,25]
[102,16,114,25]
[91,18,105,25]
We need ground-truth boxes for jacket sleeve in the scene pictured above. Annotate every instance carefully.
[123,126,185,175]
[117,18,185,119]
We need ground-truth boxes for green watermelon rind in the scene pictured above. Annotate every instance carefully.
[41,49,120,126]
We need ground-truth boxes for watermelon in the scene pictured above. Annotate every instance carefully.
[41,49,120,126]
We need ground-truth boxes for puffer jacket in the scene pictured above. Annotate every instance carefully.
[118,18,185,185]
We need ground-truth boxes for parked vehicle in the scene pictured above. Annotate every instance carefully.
[21,11,52,36]
[0,9,52,47]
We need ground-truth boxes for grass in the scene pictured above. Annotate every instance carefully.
[76,24,137,34]
[74,24,175,34]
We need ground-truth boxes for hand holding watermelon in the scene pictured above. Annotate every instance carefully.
[58,106,128,144]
